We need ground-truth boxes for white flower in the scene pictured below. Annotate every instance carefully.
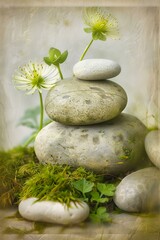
[83,7,119,41]
[13,62,59,94]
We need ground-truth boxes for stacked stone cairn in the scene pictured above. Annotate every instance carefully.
[19,59,160,225]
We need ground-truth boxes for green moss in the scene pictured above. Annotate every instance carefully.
[0,145,111,208]
[119,147,132,161]
[19,164,103,206]
[0,146,120,225]
[0,147,37,207]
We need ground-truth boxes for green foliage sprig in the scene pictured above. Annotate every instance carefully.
[72,179,116,223]
[44,48,68,79]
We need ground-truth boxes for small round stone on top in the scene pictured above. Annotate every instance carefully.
[73,59,121,80]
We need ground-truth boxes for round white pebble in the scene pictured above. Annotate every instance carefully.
[19,198,89,225]
[73,59,121,80]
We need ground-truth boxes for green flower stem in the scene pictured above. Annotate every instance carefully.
[23,132,37,148]
[57,64,63,80]
[95,202,99,212]
[95,193,103,211]
[80,38,94,61]
[38,91,44,131]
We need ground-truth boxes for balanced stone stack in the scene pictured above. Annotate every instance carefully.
[35,59,148,175]
[19,59,160,222]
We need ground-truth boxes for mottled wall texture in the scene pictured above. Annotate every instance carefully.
[0,2,159,149]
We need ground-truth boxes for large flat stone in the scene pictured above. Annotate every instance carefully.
[35,113,148,175]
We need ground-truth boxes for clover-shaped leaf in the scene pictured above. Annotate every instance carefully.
[44,48,68,66]
[72,179,94,195]
[43,57,52,66]
[90,207,111,223]
[97,183,116,197]
[58,50,68,63]
[49,48,61,61]
[91,191,109,203]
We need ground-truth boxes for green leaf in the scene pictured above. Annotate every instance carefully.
[90,207,111,223]
[44,47,68,66]
[20,106,40,120]
[91,191,109,203]
[18,120,37,129]
[18,106,40,130]
[89,213,101,223]
[91,191,100,201]
[84,27,92,33]
[97,33,106,41]
[92,31,101,40]
[98,198,109,203]
[97,207,106,215]
[97,207,111,222]
[101,213,111,222]
[49,48,61,61]
[92,32,106,41]
[43,57,52,66]
[58,50,68,63]
[97,183,116,197]
[72,179,94,194]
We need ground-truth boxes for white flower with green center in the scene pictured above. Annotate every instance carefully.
[83,7,119,41]
[80,7,119,61]
[13,62,60,146]
[13,62,59,95]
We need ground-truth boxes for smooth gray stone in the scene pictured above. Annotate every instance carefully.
[73,59,121,80]
[45,78,127,125]
[34,113,147,175]
[114,167,160,212]
[145,130,160,169]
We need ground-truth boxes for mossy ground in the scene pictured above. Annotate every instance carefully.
[0,147,38,207]
[0,146,121,225]
[0,146,118,208]
[18,162,103,206]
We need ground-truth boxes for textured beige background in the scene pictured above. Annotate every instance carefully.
[0,0,159,149]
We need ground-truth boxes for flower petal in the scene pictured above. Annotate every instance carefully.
[13,61,59,94]
[83,7,119,41]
